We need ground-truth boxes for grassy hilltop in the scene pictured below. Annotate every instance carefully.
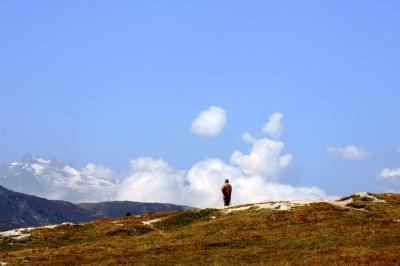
[1,193,400,265]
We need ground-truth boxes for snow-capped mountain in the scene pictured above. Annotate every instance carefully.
[0,154,121,203]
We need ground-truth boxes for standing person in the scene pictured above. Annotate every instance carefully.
[221,179,232,206]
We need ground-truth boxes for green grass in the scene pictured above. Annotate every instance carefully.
[154,208,218,230]
[2,193,400,265]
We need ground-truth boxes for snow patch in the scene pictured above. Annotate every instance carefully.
[218,198,354,213]
[62,165,80,177]
[32,164,45,175]
[0,223,75,240]
[0,228,32,239]
[355,192,385,202]
[142,218,163,226]
[37,158,50,164]
[13,233,31,240]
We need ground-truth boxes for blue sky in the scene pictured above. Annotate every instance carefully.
[1,1,400,202]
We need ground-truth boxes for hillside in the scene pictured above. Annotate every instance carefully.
[0,222,25,233]
[0,185,193,228]
[1,192,400,265]
[76,201,193,220]
[0,185,93,227]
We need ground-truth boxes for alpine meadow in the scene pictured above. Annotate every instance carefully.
[2,193,400,265]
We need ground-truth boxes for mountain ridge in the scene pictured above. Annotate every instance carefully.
[0,184,194,229]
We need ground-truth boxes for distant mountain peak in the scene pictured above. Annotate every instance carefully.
[0,155,121,203]
[21,154,40,162]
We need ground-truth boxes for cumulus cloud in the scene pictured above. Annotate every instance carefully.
[262,112,285,139]
[185,158,245,206]
[128,157,172,173]
[378,167,400,179]
[232,176,333,203]
[115,166,188,205]
[191,106,227,137]
[325,145,372,161]
[115,157,187,204]
[115,114,336,207]
[230,133,292,179]
[115,156,334,208]
[377,167,400,192]
[127,157,186,183]
[376,146,400,192]
[81,163,119,182]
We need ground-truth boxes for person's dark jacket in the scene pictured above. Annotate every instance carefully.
[221,183,232,197]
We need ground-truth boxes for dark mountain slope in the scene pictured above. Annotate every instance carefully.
[0,185,93,227]
[0,185,194,229]
[0,221,25,232]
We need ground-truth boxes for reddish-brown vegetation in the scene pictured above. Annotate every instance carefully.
[1,193,400,265]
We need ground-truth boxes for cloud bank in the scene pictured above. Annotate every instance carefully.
[191,106,227,137]
[115,113,336,208]
[325,145,372,161]
[230,133,292,179]
[115,156,334,208]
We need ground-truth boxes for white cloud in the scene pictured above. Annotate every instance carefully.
[115,167,188,205]
[378,167,400,179]
[377,146,400,192]
[127,157,186,183]
[232,175,333,203]
[128,157,172,173]
[185,158,245,207]
[191,106,227,137]
[242,132,254,144]
[81,163,119,181]
[262,112,285,139]
[377,167,400,192]
[325,145,372,161]
[230,133,292,179]
[115,157,187,204]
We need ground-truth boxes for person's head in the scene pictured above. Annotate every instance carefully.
[225,179,229,183]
